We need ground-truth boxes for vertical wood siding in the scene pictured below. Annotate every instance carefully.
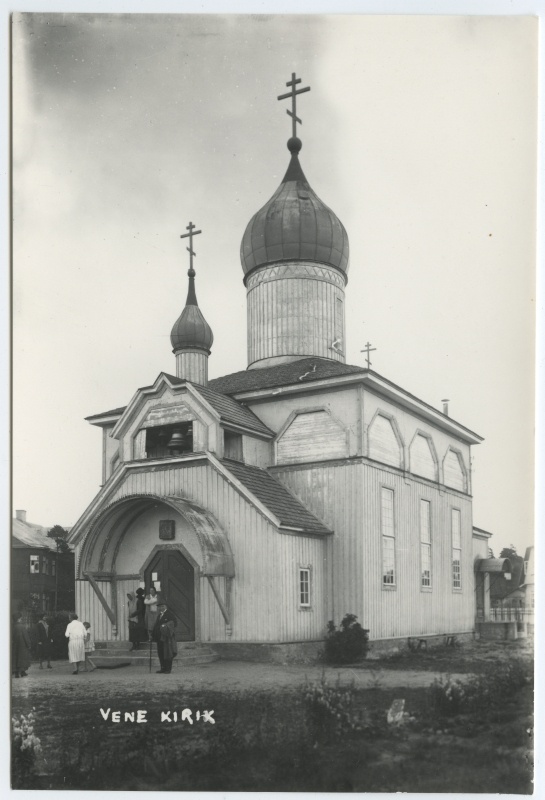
[76,579,114,641]
[247,273,345,367]
[78,463,327,643]
[275,461,476,640]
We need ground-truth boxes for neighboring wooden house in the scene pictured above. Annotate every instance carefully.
[12,510,75,615]
[67,83,488,655]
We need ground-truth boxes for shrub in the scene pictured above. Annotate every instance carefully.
[430,658,532,717]
[303,674,368,742]
[12,711,42,788]
[324,614,369,664]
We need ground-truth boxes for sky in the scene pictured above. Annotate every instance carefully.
[12,12,538,557]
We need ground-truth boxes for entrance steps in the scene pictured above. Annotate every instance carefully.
[92,641,218,669]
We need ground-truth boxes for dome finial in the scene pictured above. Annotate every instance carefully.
[171,220,213,384]
[277,72,310,140]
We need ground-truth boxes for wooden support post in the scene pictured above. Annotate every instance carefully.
[84,572,117,629]
[207,576,231,629]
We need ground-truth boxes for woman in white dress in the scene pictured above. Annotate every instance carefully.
[65,613,87,674]
[144,586,159,642]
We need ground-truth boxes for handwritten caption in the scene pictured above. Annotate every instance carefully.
[100,708,215,724]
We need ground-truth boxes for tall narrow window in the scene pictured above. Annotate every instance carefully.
[299,568,311,607]
[452,509,462,589]
[381,488,395,586]
[30,555,40,574]
[335,297,344,348]
[420,500,432,588]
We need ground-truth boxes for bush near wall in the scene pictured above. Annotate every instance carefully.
[324,614,369,664]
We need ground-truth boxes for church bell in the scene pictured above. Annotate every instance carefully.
[167,427,189,455]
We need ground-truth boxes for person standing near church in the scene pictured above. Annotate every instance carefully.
[12,613,32,678]
[37,613,53,669]
[152,601,177,674]
[65,613,87,675]
[144,586,158,641]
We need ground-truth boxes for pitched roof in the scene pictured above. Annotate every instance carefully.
[176,378,273,438]
[85,377,274,438]
[12,518,58,551]
[209,357,365,395]
[220,458,331,535]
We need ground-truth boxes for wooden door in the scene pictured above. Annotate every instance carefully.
[145,550,195,641]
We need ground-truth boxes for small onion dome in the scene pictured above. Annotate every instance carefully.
[240,137,349,279]
[170,268,214,353]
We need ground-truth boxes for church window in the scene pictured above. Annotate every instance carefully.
[451,509,462,589]
[30,555,40,574]
[299,567,311,607]
[145,422,193,459]
[420,500,432,588]
[381,488,396,586]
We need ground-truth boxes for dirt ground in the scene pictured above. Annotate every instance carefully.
[12,637,532,695]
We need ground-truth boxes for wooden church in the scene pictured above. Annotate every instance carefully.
[67,75,486,658]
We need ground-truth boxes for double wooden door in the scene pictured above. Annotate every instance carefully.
[144,550,195,642]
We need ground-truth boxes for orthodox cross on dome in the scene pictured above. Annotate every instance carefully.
[180,221,202,273]
[277,72,311,139]
[361,342,377,369]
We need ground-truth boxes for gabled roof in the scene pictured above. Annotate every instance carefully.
[209,357,365,395]
[12,518,57,551]
[162,375,273,438]
[87,375,273,439]
[220,458,331,535]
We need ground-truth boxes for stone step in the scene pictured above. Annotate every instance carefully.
[90,642,218,668]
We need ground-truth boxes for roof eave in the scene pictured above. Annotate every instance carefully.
[231,372,483,445]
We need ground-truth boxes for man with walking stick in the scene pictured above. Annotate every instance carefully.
[152,601,177,674]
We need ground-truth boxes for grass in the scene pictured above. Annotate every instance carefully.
[12,641,534,793]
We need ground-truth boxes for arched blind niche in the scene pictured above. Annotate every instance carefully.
[443,449,467,492]
[409,433,437,481]
[368,414,403,468]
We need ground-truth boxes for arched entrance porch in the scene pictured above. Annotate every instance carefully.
[75,494,234,642]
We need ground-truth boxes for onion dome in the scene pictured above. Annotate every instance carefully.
[170,268,214,354]
[240,137,349,278]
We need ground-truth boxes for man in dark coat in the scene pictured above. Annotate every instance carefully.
[12,614,32,678]
[37,613,53,669]
[152,601,177,674]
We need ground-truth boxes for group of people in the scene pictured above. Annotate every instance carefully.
[127,586,160,649]
[12,612,95,677]
[12,585,177,678]
[127,587,177,674]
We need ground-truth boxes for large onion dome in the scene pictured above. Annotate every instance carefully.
[240,137,349,278]
[170,268,214,354]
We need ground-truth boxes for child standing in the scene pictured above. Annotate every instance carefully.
[83,621,96,672]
